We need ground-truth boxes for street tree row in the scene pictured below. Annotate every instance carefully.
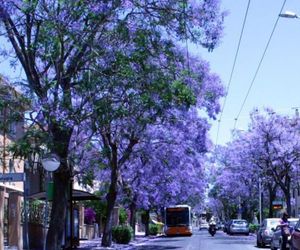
[210,109,300,221]
[0,0,225,248]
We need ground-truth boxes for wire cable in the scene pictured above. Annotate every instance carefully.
[215,0,251,145]
[233,0,287,129]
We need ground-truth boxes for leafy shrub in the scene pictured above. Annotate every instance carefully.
[112,225,133,244]
[84,207,96,224]
[249,223,259,233]
[149,224,159,235]
[119,207,128,225]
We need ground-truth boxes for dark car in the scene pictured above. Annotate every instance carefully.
[257,218,281,248]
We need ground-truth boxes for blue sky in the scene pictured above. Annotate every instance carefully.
[193,0,300,145]
[1,0,300,146]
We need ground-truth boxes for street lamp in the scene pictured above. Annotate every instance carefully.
[279,11,299,19]
[41,154,60,172]
[41,153,60,250]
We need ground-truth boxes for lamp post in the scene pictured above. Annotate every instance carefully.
[279,11,299,19]
[259,178,262,225]
[41,154,60,250]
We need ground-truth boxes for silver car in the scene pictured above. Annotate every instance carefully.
[257,218,281,247]
[270,218,298,250]
[228,219,249,235]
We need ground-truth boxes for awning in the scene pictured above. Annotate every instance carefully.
[28,189,99,201]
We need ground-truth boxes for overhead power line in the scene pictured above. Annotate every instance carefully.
[233,0,287,129]
[215,0,251,145]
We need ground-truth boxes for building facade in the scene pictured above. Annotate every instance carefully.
[0,77,26,250]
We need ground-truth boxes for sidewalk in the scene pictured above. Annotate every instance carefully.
[78,232,161,250]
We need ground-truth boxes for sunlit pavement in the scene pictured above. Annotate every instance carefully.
[78,233,160,250]
[127,230,258,250]
[78,229,261,250]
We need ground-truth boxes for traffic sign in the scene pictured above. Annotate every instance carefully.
[0,173,25,182]
[272,201,283,210]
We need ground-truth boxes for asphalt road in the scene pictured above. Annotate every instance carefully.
[130,229,259,250]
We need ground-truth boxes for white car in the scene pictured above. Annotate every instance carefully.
[199,222,209,230]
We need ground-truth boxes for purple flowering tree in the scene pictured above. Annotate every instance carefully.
[84,207,96,225]
[246,110,300,215]
[87,52,223,245]
[0,0,225,248]
[116,108,212,235]
[211,142,260,220]
[212,109,300,219]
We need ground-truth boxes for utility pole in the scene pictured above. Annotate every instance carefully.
[259,178,262,225]
[238,196,242,219]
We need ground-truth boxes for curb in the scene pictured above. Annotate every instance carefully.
[78,234,163,249]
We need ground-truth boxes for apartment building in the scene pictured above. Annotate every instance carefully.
[0,77,27,249]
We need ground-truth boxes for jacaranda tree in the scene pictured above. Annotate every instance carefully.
[212,109,300,219]
[0,0,225,248]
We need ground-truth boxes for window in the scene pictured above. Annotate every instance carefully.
[8,159,15,173]
[9,123,16,135]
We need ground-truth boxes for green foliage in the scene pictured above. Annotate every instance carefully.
[249,223,259,233]
[149,224,159,235]
[112,225,133,244]
[119,207,128,225]
[171,80,196,106]
[21,199,48,225]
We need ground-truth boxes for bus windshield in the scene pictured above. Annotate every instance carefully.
[166,207,189,226]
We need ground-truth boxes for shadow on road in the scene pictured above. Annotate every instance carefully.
[134,246,180,250]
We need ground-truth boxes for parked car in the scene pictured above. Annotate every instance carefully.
[290,218,300,250]
[270,218,298,250]
[257,218,281,248]
[199,221,209,230]
[227,219,249,235]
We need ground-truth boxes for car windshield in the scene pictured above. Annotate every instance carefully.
[289,221,298,227]
[233,220,247,225]
[268,220,280,227]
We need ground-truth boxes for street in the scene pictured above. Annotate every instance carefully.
[130,230,258,250]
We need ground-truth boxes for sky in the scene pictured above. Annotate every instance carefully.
[192,0,300,146]
[1,0,300,147]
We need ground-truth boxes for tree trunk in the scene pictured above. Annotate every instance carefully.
[101,166,118,247]
[144,210,150,236]
[46,165,70,250]
[267,184,277,218]
[286,192,291,215]
[129,200,137,239]
[284,178,291,215]
[0,188,4,250]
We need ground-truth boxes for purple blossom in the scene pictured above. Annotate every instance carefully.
[84,207,96,225]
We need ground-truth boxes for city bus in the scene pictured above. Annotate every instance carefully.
[164,205,193,236]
